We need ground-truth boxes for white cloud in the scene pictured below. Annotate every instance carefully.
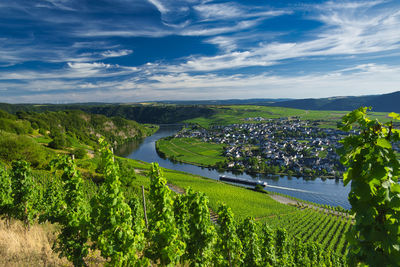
[167,0,400,72]
[3,61,399,103]
[193,3,242,20]
[129,63,400,100]
[147,0,169,14]
[2,0,400,103]
[168,51,273,72]
[76,29,173,38]
[39,0,77,11]
[193,3,290,21]
[0,62,139,81]
[180,19,260,36]
[100,49,133,58]
[67,62,113,70]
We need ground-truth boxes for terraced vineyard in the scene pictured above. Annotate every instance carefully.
[118,157,351,258]
[262,206,352,256]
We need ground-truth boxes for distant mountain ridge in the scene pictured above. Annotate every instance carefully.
[268,91,400,113]
[152,92,400,112]
[154,98,291,105]
[0,91,398,115]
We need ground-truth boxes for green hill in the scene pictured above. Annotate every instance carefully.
[268,91,400,112]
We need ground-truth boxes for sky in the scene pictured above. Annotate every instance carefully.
[1,0,400,103]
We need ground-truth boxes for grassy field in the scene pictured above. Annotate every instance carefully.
[184,105,390,128]
[119,156,296,219]
[156,137,225,166]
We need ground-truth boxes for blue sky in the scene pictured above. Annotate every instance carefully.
[1,0,400,103]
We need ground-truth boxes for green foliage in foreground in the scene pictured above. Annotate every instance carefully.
[10,161,37,228]
[2,107,399,265]
[50,155,90,267]
[338,107,400,266]
[91,138,146,266]
[0,146,345,266]
[215,203,243,266]
[147,163,184,266]
[119,157,351,256]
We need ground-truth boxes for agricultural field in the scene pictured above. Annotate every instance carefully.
[156,137,225,166]
[184,105,390,128]
[262,207,351,256]
[120,157,350,257]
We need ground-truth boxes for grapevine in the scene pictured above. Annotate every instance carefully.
[339,107,400,266]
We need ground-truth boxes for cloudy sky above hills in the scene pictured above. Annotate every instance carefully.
[1,0,400,103]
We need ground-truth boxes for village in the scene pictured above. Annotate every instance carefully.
[175,118,353,178]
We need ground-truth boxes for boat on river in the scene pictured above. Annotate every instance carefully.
[219,175,267,187]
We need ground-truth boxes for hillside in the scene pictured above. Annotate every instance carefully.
[1,91,398,123]
[0,109,157,167]
[0,106,350,266]
[268,91,400,113]
[0,103,216,124]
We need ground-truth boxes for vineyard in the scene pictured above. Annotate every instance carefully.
[262,206,351,256]
[0,108,399,266]
[0,139,346,266]
[122,158,352,257]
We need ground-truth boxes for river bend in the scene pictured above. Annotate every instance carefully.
[116,125,351,209]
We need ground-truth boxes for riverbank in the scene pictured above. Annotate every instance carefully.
[118,124,350,209]
[155,136,342,180]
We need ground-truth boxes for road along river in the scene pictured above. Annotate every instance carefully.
[116,125,351,209]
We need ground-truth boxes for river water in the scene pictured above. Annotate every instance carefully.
[116,125,351,209]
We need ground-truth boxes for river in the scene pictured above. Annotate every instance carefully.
[116,125,351,209]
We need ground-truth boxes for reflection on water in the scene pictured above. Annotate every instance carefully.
[116,125,351,209]
[115,140,142,157]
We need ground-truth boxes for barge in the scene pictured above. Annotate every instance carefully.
[219,175,267,187]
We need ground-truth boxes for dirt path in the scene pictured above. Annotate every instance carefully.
[269,194,352,220]
[269,194,298,205]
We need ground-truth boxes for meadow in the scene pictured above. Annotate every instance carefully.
[184,105,390,128]
[156,137,225,166]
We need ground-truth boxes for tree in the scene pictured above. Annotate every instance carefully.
[73,147,87,159]
[338,107,400,266]
[48,132,67,149]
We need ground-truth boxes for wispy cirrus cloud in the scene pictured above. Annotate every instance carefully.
[193,2,291,21]
[0,62,139,81]
[167,0,400,72]
[100,49,133,58]
[1,0,400,103]
[2,62,400,103]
